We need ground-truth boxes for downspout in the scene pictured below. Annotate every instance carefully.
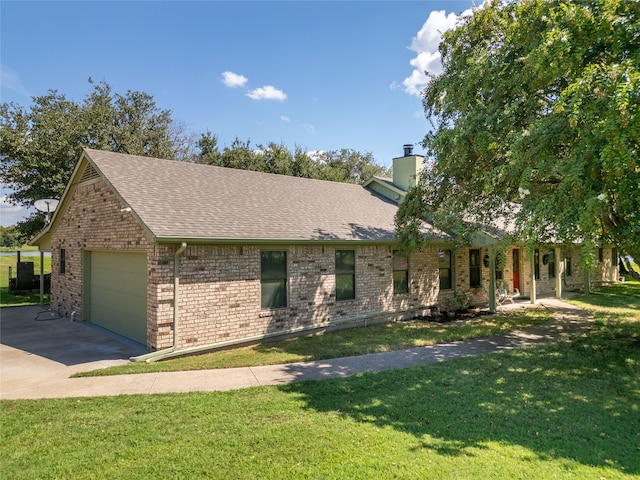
[130,242,187,363]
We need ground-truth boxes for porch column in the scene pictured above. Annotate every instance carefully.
[488,252,497,313]
[530,253,536,304]
[555,247,562,299]
[584,268,591,295]
[582,244,592,295]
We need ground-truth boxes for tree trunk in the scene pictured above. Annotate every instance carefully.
[622,256,640,280]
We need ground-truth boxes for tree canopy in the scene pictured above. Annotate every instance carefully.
[1,80,192,235]
[0,225,22,248]
[1,80,183,205]
[1,82,389,237]
[196,131,390,184]
[396,0,639,262]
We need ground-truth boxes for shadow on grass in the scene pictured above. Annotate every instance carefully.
[596,279,640,297]
[280,324,640,475]
[575,293,639,311]
[570,280,640,316]
[249,310,552,362]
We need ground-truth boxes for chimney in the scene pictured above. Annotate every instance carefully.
[393,144,423,191]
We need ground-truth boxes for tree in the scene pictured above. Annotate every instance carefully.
[1,91,84,206]
[0,225,22,248]
[258,143,294,176]
[291,146,318,178]
[195,130,221,166]
[82,80,178,158]
[218,138,263,171]
[195,135,390,184]
[1,80,187,234]
[314,149,391,184]
[397,0,639,263]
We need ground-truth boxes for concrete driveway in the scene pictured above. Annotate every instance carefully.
[1,305,145,399]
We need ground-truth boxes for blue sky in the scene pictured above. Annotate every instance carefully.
[1,0,475,226]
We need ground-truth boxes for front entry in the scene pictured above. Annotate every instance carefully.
[512,249,520,291]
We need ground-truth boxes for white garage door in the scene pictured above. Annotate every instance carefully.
[88,251,147,345]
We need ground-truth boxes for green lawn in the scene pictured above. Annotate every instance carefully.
[0,249,51,306]
[2,281,639,479]
[76,308,553,376]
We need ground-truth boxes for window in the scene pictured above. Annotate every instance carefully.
[261,251,287,308]
[495,251,505,280]
[612,247,618,265]
[335,250,355,300]
[548,250,555,278]
[534,249,540,280]
[469,249,481,287]
[392,250,409,294]
[438,250,452,290]
[494,251,507,281]
[598,247,603,263]
[565,252,572,276]
[59,249,66,275]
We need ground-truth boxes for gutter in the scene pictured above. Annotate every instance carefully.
[152,236,399,247]
[131,242,187,363]
[130,303,429,363]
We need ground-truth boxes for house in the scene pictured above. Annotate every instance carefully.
[32,147,618,360]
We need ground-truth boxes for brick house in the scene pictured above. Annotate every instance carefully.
[33,147,618,358]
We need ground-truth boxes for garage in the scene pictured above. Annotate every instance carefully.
[87,251,147,345]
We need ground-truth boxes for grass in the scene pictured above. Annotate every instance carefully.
[569,278,640,322]
[75,308,553,377]
[0,249,51,307]
[2,282,639,479]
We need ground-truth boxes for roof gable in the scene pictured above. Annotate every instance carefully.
[77,149,447,244]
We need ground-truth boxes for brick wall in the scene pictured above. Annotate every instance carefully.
[594,247,620,284]
[49,179,150,329]
[153,244,451,350]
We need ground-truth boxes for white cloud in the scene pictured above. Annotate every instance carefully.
[0,195,32,226]
[221,71,248,88]
[302,123,315,134]
[402,6,480,97]
[280,115,290,123]
[0,65,30,98]
[246,85,287,101]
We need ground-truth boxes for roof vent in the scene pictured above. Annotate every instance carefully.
[403,144,413,156]
[80,164,99,184]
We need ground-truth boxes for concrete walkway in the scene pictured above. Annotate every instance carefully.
[0,298,594,400]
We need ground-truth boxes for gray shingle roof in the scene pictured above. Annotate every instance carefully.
[84,149,447,244]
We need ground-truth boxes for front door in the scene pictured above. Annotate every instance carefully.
[512,249,520,291]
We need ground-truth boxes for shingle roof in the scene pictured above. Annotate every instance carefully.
[84,149,449,244]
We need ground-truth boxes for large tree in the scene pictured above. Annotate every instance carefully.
[313,149,391,184]
[396,0,639,263]
[1,80,187,235]
[196,131,390,184]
